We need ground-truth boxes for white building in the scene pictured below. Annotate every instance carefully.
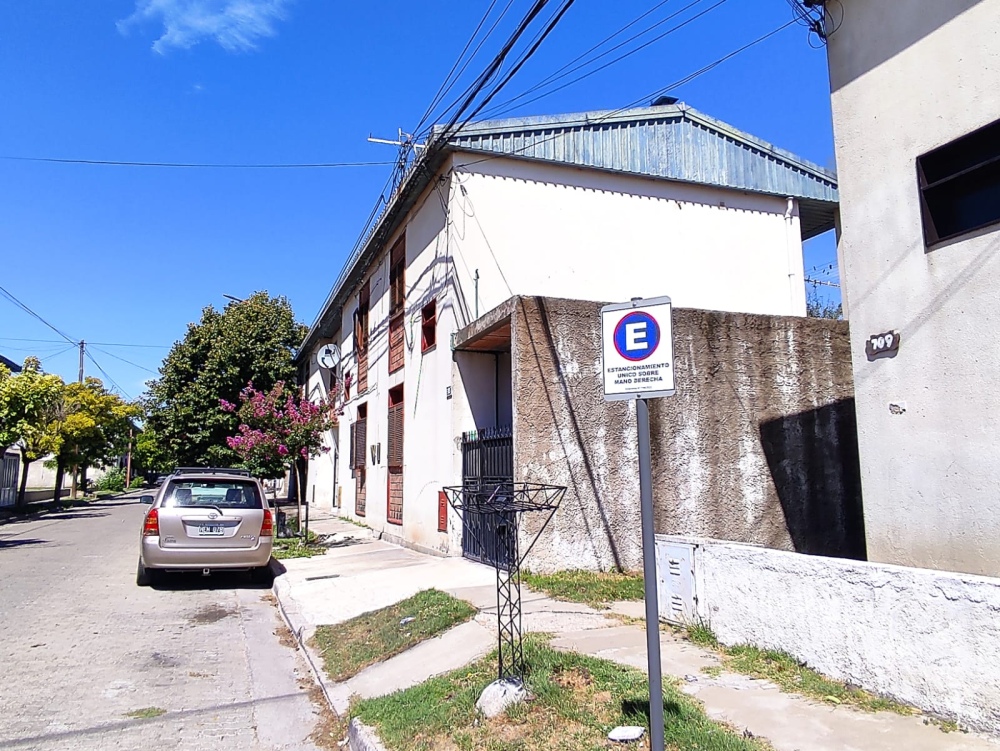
[299,103,838,556]
[822,0,1000,576]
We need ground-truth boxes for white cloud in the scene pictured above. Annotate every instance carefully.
[119,0,291,54]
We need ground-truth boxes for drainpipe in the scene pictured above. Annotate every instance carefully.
[785,197,802,314]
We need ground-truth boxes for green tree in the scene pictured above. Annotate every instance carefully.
[144,292,307,469]
[806,288,843,320]
[0,358,65,508]
[131,426,170,476]
[49,378,138,501]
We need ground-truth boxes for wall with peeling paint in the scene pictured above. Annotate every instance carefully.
[512,296,862,572]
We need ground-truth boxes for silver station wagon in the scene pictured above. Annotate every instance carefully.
[136,467,274,585]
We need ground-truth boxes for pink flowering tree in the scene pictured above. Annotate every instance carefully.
[221,381,338,503]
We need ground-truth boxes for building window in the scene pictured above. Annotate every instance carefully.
[356,281,370,392]
[421,300,437,353]
[389,238,405,374]
[387,386,404,525]
[918,117,1000,247]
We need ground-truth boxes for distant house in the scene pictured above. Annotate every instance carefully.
[821,0,1000,577]
[298,102,839,557]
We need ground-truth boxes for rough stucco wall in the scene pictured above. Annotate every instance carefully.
[664,536,1000,734]
[513,296,861,572]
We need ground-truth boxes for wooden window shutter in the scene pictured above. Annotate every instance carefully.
[387,403,403,468]
[355,418,368,470]
[349,422,357,470]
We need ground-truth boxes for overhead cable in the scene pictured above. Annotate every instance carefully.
[1,156,396,169]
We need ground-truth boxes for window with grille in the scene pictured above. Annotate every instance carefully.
[918,117,1000,247]
[389,238,405,374]
[387,386,403,525]
[421,300,436,353]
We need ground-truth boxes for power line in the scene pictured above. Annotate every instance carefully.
[89,346,159,376]
[0,284,77,344]
[1,156,396,169]
[0,336,170,349]
[459,0,580,129]
[84,350,131,399]
[458,18,799,171]
[805,277,840,289]
[413,0,512,136]
[483,0,717,119]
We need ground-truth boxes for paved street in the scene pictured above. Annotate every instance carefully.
[0,498,322,751]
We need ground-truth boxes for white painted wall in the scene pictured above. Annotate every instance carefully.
[657,535,1000,734]
[310,151,812,554]
[304,356,339,510]
[448,153,807,319]
[826,0,1000,575]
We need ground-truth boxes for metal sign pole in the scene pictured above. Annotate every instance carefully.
[636,397,665,751]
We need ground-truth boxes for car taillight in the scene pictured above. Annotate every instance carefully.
[260,509,273,537]
[143,508,159,537]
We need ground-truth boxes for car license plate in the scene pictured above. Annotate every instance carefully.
[198,524,224,536]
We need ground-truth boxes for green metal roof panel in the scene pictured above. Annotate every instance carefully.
[442,104,838,211]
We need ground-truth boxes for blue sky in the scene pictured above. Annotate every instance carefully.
[0,0,839,398]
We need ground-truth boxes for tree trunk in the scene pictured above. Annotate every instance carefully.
[52,458,65,505]
[294,458,304,537]
[80,465,88,497]
[16,451,32,510]
[70,465,78,500]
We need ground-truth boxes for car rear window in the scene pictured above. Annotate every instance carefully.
[162,480,263,509]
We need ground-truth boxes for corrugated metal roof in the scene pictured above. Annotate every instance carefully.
[442,104,838,238]
[299,104,839,357]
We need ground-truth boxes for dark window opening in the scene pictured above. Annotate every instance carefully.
[421,300,437,353]
[918,117,1000,246]
[356,281,370,391]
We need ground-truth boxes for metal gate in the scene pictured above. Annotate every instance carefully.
[461,426,514,568]
[1,451,20,508]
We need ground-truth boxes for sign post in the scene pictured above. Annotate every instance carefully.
[601,296,675,751]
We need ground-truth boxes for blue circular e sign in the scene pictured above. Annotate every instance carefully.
[614,311,660,361]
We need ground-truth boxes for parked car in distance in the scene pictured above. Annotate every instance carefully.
[136,467,274,586]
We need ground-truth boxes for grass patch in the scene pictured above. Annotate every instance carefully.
[273,536,326,559]
[311,589,477,683]
[684,625,912,716]
[353,635,768,751]
[125,707,166,719]
[522,569,644,607]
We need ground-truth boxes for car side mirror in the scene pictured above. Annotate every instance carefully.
[140,495,155,505]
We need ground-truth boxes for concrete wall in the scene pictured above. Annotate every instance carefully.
[513,296,862,572]
[658,535,1000,734]
[826,0,1000,575]
[451,153,807,320]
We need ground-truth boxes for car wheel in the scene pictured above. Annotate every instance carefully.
[136,558,151,586]
[136,558,163,587]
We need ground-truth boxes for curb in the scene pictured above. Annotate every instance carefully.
[349,719,388,751]
[272,574,337,714]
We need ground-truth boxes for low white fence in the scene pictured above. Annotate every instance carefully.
[656,535,1000,734]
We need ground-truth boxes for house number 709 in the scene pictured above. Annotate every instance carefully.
[865,330,901,359]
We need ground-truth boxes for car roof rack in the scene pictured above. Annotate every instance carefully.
[172,467,253,477]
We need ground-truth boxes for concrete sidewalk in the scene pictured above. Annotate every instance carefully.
[274,512,997,751]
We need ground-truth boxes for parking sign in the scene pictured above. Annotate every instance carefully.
[601,297,675,401]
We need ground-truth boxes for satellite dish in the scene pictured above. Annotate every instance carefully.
[316,344,341,371]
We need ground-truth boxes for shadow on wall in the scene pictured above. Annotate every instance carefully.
[759,398,866,560]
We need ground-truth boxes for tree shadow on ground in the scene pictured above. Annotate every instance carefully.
[0,537,50,549]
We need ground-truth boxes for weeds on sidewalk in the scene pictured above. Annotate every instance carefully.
[311,589,476,682]
[522,569,644,607]
[687,624,913,715]
[273,534,326,559]
[124,707,166,719]
[352,634,769,751]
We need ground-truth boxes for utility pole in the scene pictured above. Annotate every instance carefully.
[78,340,85,383]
